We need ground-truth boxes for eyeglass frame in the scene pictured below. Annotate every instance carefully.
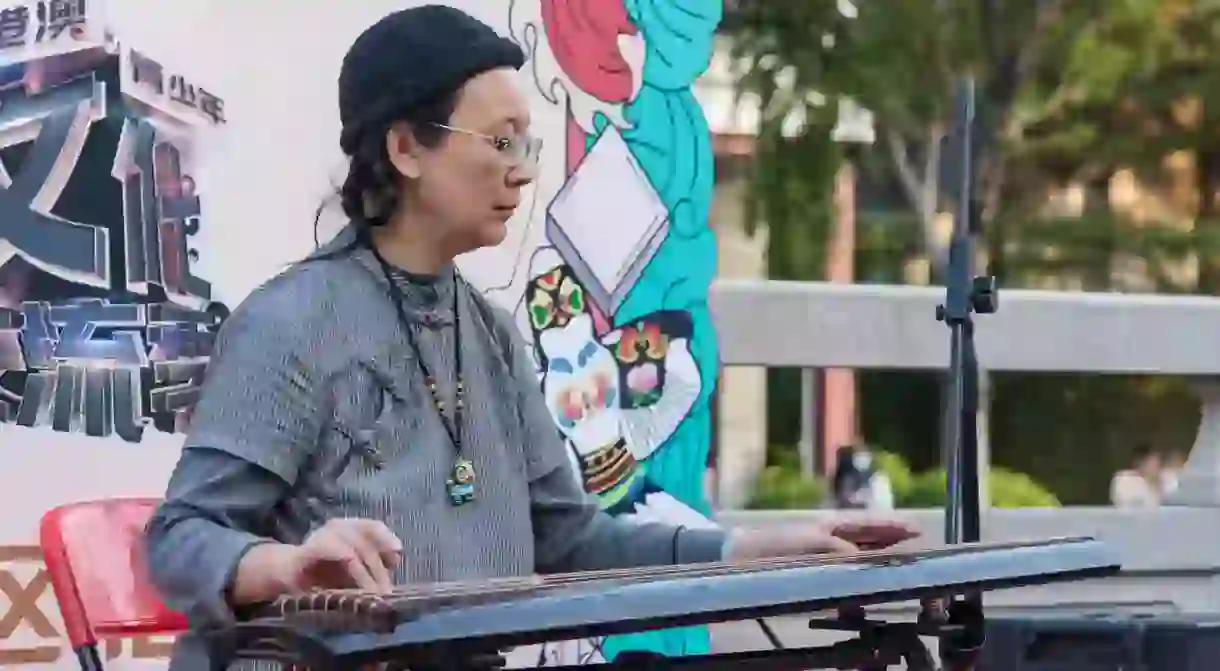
[431,123,542,169]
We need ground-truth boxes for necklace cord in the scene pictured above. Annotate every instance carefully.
[363,239,465,455]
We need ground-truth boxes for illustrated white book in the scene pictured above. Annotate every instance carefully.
[545,125,669,315]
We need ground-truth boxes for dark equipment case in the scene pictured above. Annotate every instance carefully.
[977,612,1220,671]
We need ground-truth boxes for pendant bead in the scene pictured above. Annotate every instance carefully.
[446,457,476,506]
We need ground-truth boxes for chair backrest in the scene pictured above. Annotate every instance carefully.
[38,498,188,649]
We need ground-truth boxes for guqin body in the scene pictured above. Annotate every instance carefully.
[207,537,1121,670]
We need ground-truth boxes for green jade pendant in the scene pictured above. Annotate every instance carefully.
[446,457,476,506]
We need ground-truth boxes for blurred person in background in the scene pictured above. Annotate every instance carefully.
[831,444,894,511]
[1110,444,1162,508]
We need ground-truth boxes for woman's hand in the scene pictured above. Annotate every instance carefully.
[725,518,920,561]
[828,518,920,551]
[288,518,404,593]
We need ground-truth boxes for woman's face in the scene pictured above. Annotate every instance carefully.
[394,67,536,254]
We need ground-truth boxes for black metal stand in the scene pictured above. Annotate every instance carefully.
[931,76,998,671]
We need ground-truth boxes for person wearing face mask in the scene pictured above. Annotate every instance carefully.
[143,7,918,669]
[832,444,895,511]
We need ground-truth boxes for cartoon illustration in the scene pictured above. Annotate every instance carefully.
[528,266,712,530]
[458,0,724,663]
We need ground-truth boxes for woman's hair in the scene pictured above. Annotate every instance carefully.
[311,87,462,255]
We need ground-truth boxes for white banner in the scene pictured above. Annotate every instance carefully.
[0,0,726,667]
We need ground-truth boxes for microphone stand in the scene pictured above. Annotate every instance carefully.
[932,77,998,671]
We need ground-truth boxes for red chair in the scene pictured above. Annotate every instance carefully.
[39,497,189,671]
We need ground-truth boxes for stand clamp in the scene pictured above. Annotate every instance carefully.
[936,276,998,324]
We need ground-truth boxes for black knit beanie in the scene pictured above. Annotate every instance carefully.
[337,5,525,156]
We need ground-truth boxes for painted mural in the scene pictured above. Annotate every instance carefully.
[460,0,724,663]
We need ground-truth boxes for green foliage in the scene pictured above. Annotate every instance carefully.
[989,468,1064,508]
[899,470,950,509]
[746,464,827,510]
[897,467,1061,509]
[748,448,1058,509]
[990,373,1199,504]
[732,0,1211,503]
[871,450,914,497]
[725,0,1211,289]
[762,369,1198,504]
[874,449,1059,509]
[870,449,1059,509]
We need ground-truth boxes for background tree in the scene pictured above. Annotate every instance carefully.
[723,0,1209,502]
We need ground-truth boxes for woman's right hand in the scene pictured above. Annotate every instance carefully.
[288,518,403,593]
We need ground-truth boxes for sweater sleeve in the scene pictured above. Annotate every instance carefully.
[144,297,326,625]
[529,462,728,572]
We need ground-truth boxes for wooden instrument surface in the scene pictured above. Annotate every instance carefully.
[218,536,1120,668]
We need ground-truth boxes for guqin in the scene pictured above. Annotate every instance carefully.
[206,536,1120,669]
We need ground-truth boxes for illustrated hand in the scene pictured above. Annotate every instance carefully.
[289,518,403,593]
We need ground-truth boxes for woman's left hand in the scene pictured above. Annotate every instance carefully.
[725,518,920,561]
[828,518,921,551]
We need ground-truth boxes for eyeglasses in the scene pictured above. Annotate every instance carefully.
[432,123,543,169]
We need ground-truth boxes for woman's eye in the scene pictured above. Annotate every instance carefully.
[493,137,513,151]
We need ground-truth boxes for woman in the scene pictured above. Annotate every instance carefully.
[144,7,918,669]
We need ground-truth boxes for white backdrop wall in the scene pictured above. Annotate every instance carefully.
[3,3,448,665]
[0,0,725,666]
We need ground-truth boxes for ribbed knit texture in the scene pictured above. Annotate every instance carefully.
[146,227,726,670]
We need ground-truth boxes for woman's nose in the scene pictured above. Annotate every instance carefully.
[507,160,536,188]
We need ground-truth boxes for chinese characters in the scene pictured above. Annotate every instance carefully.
[0,300,221,440]
[0,545,172,664]
[128,48,226,125]
[0,45,227,443]
[0,0,87,49]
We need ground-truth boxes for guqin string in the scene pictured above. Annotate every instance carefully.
[307,551,849,612]
[270,539,1036,624]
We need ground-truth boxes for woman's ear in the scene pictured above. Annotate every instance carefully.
[386,122,421,179]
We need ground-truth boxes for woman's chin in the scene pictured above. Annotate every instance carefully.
[476,220,509,248]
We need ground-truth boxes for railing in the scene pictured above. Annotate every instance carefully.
[707,280,1220,633]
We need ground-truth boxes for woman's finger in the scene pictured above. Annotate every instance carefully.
[825,535,860,554]
[354,519,405,568]
[311,533,378,590]
[342,550,379,591]
[333,525,394,592]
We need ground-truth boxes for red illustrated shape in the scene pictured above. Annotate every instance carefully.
[541,0,637,104]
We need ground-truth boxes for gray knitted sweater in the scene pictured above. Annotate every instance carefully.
[144,226,726,669]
